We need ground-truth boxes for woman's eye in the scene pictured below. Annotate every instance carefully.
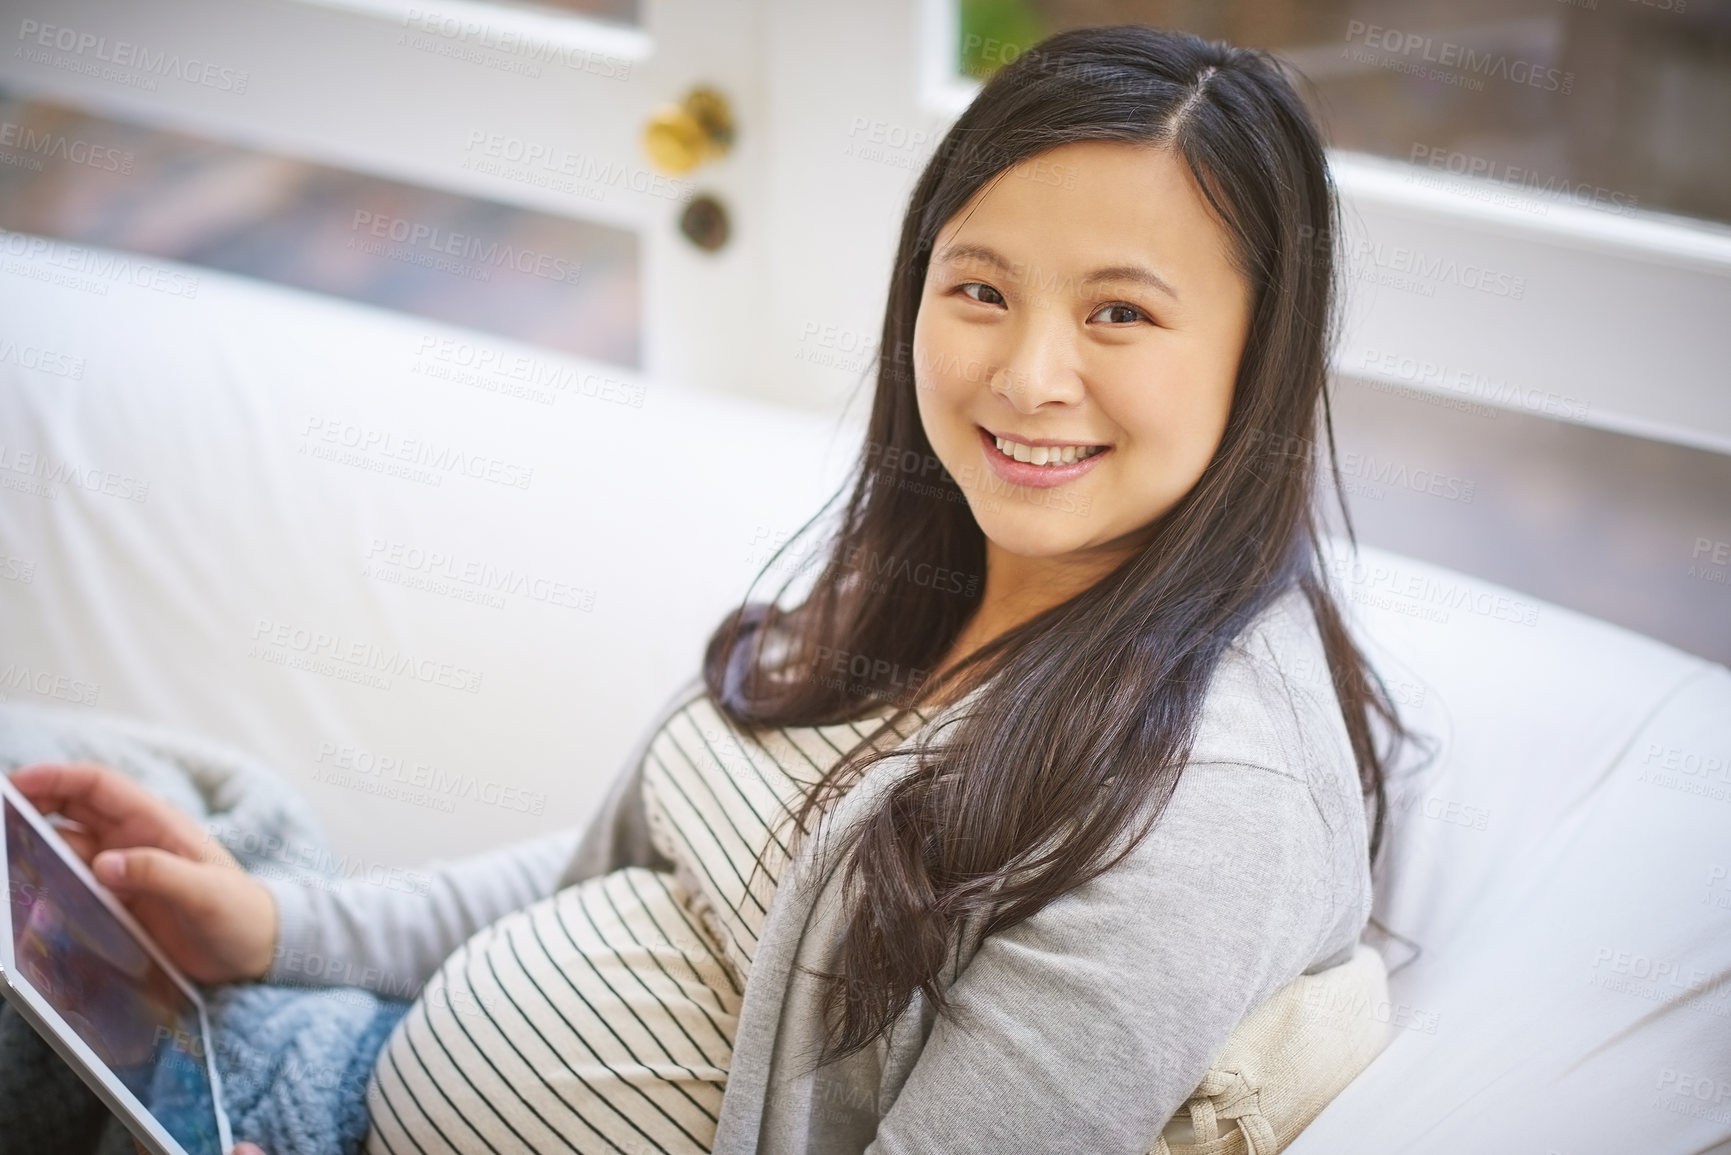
[1091,303,1145,325]
[959,282,1005,306]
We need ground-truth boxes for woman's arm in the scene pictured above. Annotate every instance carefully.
[266,673,705,994]
[865,759,1352,1155]
[260,823,581,994]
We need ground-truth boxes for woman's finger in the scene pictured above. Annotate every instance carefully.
[10,762,146,826]
[56,824,99,865]
[8,763,205,856]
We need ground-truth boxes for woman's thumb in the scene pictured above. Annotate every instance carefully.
[93,847,199,899]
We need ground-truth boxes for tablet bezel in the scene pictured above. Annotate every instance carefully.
[0,775,235,1155]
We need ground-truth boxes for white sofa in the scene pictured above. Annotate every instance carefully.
[1,241,1727,1153]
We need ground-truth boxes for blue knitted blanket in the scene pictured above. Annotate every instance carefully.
[0,702,411,1155]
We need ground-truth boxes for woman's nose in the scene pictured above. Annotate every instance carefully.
[988,321,1084,411]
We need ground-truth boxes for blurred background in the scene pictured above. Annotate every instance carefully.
[0,0,1726,663]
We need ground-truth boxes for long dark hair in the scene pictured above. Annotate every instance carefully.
[703,25,1404,1063]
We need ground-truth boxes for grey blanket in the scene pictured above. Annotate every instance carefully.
[0,702,410,1155]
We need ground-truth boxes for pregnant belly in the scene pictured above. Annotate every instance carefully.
[365,867,741,1155]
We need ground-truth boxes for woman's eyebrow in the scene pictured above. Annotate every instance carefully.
[1079,265,1180,301]
[934,244,1179,302]
[934,243,1012,273]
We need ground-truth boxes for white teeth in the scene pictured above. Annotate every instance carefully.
[993,435,1104,467]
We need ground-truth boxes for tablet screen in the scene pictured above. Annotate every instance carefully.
[5,797,224,1155]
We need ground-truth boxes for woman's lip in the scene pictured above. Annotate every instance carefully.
[976,426,1108,490]
[983,427,1106,449]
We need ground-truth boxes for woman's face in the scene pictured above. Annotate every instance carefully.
[912,140,1254,565]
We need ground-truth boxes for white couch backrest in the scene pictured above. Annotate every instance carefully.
[0,240,856,865]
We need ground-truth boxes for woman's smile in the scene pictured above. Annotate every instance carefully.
[977,425,1111,489]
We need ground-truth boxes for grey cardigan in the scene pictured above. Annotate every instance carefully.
[265,585,1371,1154]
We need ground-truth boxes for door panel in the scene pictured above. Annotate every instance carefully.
[0,0,763,392]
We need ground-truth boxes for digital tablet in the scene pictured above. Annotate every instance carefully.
[0,776,235,1155]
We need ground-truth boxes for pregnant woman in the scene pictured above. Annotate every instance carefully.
[14,25,1407,1155]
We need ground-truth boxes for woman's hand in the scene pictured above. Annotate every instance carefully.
[8,762,279,985]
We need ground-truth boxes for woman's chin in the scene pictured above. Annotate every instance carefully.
[966,501,1097,559]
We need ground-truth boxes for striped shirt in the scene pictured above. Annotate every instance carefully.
[363,694,933,1155]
